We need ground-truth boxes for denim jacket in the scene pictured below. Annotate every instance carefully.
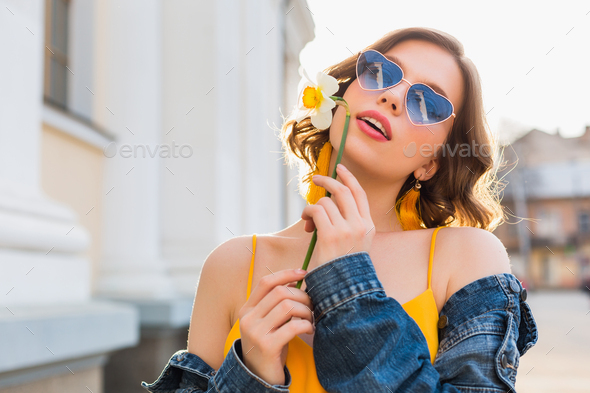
[141,251,538,392]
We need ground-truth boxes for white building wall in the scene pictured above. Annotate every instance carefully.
[0,0,314,389]
[0,1,137,391]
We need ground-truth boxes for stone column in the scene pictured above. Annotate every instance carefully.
[0,0,90,306]
[93,0,176,300]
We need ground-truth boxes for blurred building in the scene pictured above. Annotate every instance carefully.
[0,0,314,392]
[494,126,590,290]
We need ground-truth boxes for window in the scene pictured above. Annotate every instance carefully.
[579,212,590,233]
[44,0,70,109]
[536,208,562,237]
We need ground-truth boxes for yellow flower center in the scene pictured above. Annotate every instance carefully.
[302,86,321,109]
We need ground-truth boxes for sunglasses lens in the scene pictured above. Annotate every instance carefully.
[406,84,453,125]
[357,51,402,90]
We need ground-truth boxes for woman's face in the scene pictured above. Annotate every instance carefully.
[330,39,464,183]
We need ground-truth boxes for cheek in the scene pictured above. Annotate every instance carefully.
[341,80,366,108]
[401,127,447,160]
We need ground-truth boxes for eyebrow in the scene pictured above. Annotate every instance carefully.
[382,54,450,99]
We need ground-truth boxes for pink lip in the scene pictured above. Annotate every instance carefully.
[355,110,392,141]
[356,118,388,142]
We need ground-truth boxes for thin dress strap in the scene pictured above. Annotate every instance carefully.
[246,234,257,300]
[428,227,443,290]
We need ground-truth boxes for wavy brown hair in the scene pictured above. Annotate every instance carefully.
[279,27,507,231]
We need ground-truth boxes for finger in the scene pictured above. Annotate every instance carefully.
[336,164,372,220]
[249,280,313,321]
[273,318,315,345]
[245,269,307,311]
[267,299,314,329]
[301,204,334,235]
[300,210,316,232]
[304,218,315,232]
[312,174,360,220]
[316,196,346,227]
[286,283,314,310]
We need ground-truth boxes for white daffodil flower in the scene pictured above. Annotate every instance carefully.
[294,67,339,130]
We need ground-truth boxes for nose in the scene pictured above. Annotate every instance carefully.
[377,80,411,117]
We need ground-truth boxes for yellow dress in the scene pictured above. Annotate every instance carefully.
[224,227,443,392]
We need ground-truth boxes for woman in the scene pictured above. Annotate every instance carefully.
[142,27,538,392]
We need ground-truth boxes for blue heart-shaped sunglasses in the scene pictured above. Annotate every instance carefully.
[356,49,456,126]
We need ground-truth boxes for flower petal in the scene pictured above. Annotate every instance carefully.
[318,90,336,113]
[301,67,316,85]
[298,64,310,80]
[311,111,333,130]
[316,71,339,96]
[294,107,314,123]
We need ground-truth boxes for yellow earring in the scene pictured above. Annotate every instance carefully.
[305,141,332,205]
[394,177,424,231]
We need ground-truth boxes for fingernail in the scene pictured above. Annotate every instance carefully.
[338,163,347,171]
[295,269,307,274]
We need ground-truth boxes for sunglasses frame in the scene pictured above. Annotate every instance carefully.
[355,49,456,127]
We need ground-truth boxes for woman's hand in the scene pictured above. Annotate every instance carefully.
[238,269,314,386]
[301,163,375,267]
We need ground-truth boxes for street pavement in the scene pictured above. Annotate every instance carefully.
[515,290,590,392]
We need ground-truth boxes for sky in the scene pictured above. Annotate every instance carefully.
[300,0,590,144]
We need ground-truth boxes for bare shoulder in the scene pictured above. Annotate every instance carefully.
[441,227,512,303]
[202,234,256,274]
[186,234,257,369]
[204,234,260,322]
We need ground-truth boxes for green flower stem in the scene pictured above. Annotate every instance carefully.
[295,97,350,290]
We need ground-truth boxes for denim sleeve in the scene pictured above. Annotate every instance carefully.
[140,338,292,392]
[304,251,537,393]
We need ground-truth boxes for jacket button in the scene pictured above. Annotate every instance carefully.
[509,280,520,293]
[176,355,184,361]
[210,370,216,376]
[501,353,508,368]
[521,288,528,301]
[437,315,448,329]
